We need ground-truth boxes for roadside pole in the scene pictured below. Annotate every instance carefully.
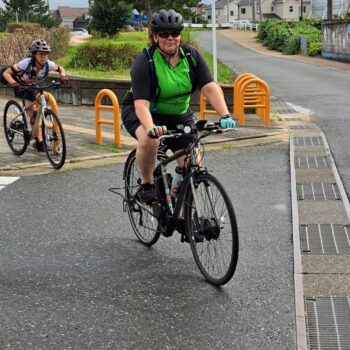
[211,0,218,81]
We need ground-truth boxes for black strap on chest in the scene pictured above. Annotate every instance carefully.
[18,58,49,80]
[143,45,197,113]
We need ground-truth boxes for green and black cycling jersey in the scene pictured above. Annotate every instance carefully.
[122,45,213,117]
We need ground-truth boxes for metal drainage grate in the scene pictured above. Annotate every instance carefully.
[295,156,330,169]
[305,296,350,350]
[274,108,297,114]
[289,125,316,130]
[294,137,324,146]
[270,97,289,106]
[300,224,350,254]
[283,117,303,121]
[297,183,341,200]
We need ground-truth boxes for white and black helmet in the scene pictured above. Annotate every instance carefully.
[31,39,51,53]
[150,9,184,32]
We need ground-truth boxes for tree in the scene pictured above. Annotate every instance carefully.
[89,0,132,38]
[28,1,61,28]
[3,0,59,26]
[0,9,14,31]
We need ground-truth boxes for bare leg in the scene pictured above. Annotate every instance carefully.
[25,101,41,141]
[135,125,159,184]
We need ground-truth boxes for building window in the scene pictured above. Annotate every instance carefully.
[230,10,234,16]
[241,8,246,14]
[208,15,211,19]
[271,6,274,11]
[289,6,293,12]
[303,5,306,12]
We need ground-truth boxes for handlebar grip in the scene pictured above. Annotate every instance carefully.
[147,129,159,139]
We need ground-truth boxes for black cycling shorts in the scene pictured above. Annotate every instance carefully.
[122,105,195,152]
[15,88,36,102]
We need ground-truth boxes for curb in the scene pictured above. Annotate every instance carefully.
[0,130,288,176]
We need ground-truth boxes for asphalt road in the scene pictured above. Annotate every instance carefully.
[0,144,295,349]
[196,31,350,196]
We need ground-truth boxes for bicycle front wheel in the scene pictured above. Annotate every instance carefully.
[185,172,239,286]
[124,150,161,246]
[3,100,28,155]
[41,109,66,169]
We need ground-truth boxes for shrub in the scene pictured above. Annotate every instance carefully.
[6,22,41,33]
[308,41,322,56]
[68,42,139,71]
[0,27,70,66]
[257,19,321,56]
[181,28,198,48]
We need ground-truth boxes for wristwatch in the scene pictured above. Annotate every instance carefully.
[220,114,231,119]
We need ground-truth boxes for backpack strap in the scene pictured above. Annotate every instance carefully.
[143,46,161,113]
[21,58,49,80]
[181,45,197,93]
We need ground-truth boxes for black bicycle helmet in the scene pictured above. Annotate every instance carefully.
[150,9,184,32]
[31,39,51,53]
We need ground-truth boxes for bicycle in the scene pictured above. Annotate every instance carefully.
[119,120,239,286]
[3,81,66,169]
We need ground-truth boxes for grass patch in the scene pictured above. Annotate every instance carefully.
[200,49,233,84]
[222,144,237,150]
[68,158,81,163]
[83,142,124,153]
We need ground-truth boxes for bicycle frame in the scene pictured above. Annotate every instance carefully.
[22,91,50,141]
[155,142,204,223]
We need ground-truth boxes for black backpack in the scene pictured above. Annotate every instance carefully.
[143,45,197,113]
[0,65,11,85]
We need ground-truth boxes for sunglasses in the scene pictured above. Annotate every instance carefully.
[158,31,181,39]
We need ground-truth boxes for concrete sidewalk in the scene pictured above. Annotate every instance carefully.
[0,95,289,176]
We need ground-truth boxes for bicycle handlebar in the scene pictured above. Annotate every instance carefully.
[154,121,236,142]
[20,81,64,92]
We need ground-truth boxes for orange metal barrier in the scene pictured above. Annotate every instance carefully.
[95,89,120,147]
[199,87,224,120]
[233,73,270,127]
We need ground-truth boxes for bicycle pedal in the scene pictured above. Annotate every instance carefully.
[123,199,127,212]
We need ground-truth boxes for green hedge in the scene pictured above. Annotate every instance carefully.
[67,42,140,71]
[257,19,322,56]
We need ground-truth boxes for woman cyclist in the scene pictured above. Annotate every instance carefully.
[121,9,235,202]
[3,39,68,152]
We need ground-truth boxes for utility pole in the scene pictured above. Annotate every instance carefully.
[327,0,333,19]
[251,0,256,24]
[211,0,217,81]
[258,0,263,21]
[300,0,303,20]
[227,0,230,22]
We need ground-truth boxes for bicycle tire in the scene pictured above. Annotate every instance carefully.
[124,150,161,246]
[185,172,239,286]
[3,100,28,156]
[41,109,66,169]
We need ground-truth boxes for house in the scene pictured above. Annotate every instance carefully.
[51,6,89,29]
[201,0,311,22]
[202,0,240,23]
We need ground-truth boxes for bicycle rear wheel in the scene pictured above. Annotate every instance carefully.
[41,109,66,169]
[124,150,161,246]
[185,172,239,286]
[3,100,28,155]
